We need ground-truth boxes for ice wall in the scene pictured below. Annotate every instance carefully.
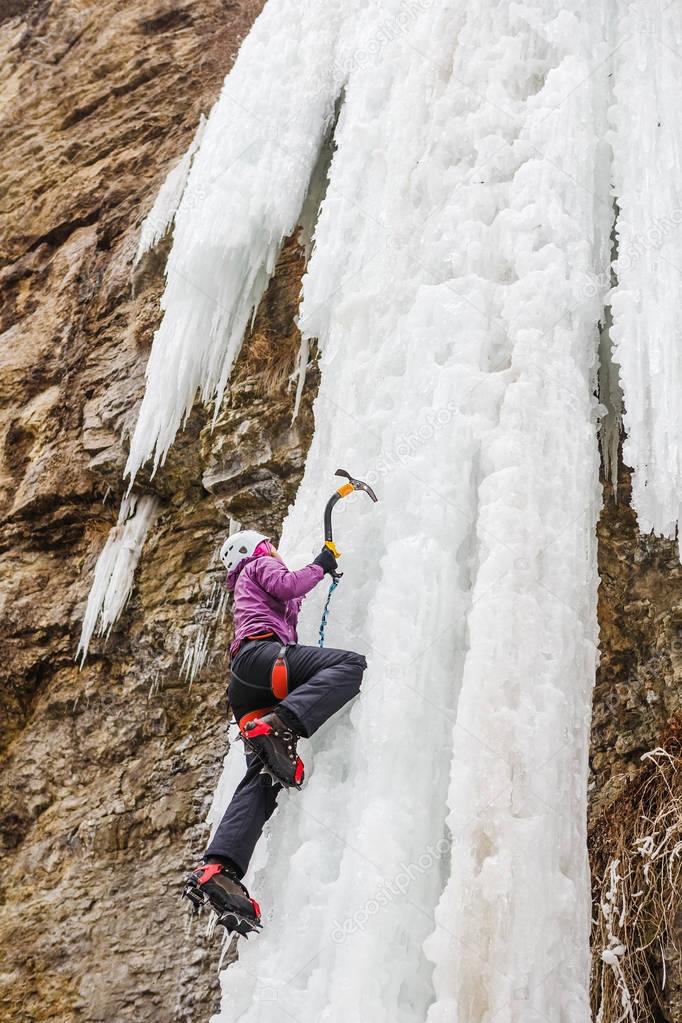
[168,1,613,1020]
[609,0,682,552]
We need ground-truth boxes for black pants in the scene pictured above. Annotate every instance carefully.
[205,641,366,876]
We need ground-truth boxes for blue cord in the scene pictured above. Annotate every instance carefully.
[318,577,340,648]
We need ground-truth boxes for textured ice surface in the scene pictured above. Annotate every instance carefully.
[609,0,682,550]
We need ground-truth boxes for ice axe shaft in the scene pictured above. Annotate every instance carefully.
[323,469,378,578]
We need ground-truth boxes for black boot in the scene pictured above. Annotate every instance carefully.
[242,712,304,788]
[183,862,261,936]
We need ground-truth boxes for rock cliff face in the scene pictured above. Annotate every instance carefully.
[592,468,682,813]
[0,4,679,1023]
[590,463,682,1022]
[0,4,318,1021]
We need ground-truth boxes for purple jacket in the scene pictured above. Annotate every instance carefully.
[226,554,324,657]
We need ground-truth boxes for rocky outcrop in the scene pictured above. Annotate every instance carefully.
[592,466,682,810]
[590,460,682,1022]
[0,4,322,1022]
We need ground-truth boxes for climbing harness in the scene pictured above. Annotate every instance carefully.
[233,644,289,728]
[318,469,378,647]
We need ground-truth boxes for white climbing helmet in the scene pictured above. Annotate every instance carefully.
[219,529,269,573]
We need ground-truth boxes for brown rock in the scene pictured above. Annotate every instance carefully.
[0,3,323,1023]
[590,457,682,1020]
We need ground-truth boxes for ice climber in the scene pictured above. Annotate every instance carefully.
[183,529,367,934]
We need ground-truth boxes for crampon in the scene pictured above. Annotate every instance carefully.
[183,862,262,937]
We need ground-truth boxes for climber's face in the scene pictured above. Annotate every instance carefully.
[267,542,284,563]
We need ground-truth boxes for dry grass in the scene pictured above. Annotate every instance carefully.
[238,233,311,398]
[590,718,682,1022]
[243,327,303,396]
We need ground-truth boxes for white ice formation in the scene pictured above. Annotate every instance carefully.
[77,494,159,663]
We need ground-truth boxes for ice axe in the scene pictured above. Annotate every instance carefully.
[323,469,378,580]
[318,469,378,647]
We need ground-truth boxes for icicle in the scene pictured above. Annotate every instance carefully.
[180,627,213,686]
[77,494,159,663]
[217,931,233,973]
[290,334,309,421]
[147,672,161,701]
[598,304,623,495]
[124,1,348,484]
[180,572,229,685]
[134,115,207,266]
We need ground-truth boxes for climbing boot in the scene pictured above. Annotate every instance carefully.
[242,712,304,788]
[183,861,261,936]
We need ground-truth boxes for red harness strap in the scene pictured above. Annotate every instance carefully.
[239,706,275,736]
[271,644,289,700]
